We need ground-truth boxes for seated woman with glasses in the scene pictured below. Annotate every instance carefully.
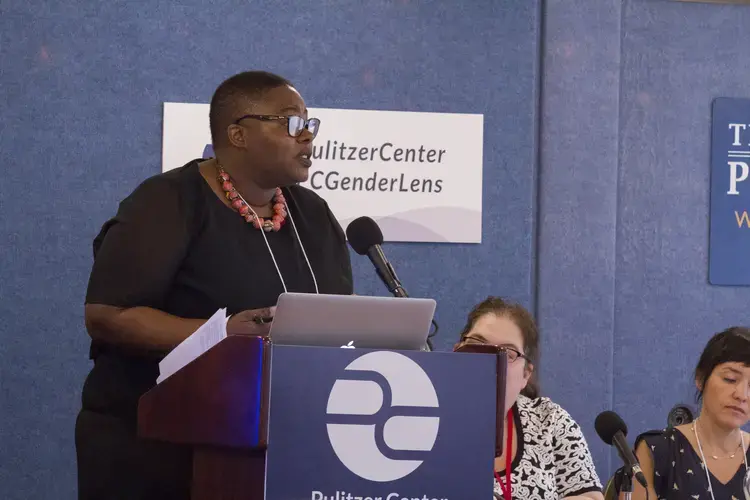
[75,71,353,500]
[628,327,750,500]
[454,297,603,500]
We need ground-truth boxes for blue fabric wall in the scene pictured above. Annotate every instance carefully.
[614,0,750,465]
[537,0,623,477]
[539,0,750,476]
[2,0,750,498]
[1,2,540,498]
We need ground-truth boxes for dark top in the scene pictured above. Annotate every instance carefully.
[82,159,354,420]
[640,426,750,499]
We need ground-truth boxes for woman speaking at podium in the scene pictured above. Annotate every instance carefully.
[454,297,604,500]
[75,71,353,500]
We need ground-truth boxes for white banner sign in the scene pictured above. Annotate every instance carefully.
[162,103,484,243]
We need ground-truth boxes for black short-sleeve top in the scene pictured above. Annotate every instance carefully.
[83,159,353,418]
[639,426,749,500]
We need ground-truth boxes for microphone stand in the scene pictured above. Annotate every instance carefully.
[619,467,633,500]
[384,263,434,351]
[385,262,408,298]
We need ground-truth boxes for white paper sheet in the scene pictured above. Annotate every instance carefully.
[156,308,228,384]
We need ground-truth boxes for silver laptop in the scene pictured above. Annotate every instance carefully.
[268,292,436,350]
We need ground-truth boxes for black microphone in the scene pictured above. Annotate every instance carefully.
[595,410,648,489]
[346,217,407,297]
[345,216,435,350]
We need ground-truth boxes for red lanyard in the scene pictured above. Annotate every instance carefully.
[494,409,514,500]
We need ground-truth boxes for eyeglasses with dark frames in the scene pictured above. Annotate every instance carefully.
[234,114,321,139]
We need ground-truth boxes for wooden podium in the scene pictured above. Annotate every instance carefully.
[138,335,270,500]
[137,335,507,500]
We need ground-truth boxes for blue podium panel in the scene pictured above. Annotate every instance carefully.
[265,346,497,500]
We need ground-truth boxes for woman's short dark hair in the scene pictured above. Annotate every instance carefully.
[209,70,294,146]
[458,296,540,399]
[694,326,750,402]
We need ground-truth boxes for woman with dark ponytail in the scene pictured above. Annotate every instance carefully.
[454,297,603,500]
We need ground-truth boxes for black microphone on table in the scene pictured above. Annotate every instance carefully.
[345,216,436,351]
[595,410,648,493]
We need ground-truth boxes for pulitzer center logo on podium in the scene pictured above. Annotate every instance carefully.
[264,344,495,499]
[325,351,440,482]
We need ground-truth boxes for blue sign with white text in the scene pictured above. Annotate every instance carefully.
[709,97,750,285]
[264,346,497,500]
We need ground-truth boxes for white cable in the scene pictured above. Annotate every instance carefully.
[236,190,319,295]
[243,203,287,293]
[693,417,747,500]
[284,200,319,294]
